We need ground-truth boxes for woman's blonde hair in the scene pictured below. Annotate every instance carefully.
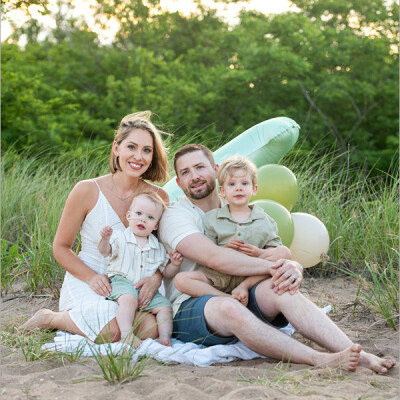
[217,155,258,186]
[110,111,169,182]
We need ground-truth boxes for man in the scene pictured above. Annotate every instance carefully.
[159,144,395,373]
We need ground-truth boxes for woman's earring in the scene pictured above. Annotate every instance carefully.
[149,161,153,168]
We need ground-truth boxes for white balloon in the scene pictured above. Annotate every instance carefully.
[289,212,330,268]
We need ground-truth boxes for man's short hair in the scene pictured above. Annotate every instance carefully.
[173,144,215,175]
[217,155,258,186]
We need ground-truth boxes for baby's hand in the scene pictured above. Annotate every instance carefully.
[168,250,184,267]
[232,286,249,306]
[100,226,113,239]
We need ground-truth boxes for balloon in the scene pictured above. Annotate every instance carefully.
[163,117,300,203]
[289,213,330,268]
[251,200,294,247]
[251,164,298,211]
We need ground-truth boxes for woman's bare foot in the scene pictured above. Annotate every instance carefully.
[19,309,54,331]
[359,350,396,374]
[315,344,362,371]
[157,336,172,346]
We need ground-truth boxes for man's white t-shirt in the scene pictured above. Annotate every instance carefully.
[159,196,224,316]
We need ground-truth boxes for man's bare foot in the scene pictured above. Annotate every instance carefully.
[359,350,396,374]
[19,309,54,331]
[315,343,362,371]
[157,337,172,346]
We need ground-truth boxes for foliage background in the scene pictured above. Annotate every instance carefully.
[2,0,399,171]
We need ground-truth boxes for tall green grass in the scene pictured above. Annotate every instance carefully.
[1,145,398,327]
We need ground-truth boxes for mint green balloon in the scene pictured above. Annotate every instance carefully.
[251,199,294,247]
[163,117,300,203]
[252,164,298,211]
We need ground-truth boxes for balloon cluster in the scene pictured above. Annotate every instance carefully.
[250,164,329,268]
[163,117,330,268]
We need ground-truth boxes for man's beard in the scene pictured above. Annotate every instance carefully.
[184,179,216,200]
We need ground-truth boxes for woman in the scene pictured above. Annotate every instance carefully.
[21,111,170,343]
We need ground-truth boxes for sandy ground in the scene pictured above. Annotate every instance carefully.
[1,276,399,400]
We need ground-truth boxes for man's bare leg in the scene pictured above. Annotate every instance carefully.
[204,296,361,371]
[253,279,396,374]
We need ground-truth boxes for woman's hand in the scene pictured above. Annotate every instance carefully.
[88,273,111,297]
[135,271,162,309]
[270,259,303,295]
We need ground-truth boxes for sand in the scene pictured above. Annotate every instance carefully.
[1,276,399,400]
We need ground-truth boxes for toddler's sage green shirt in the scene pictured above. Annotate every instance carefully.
[203,204,282,248]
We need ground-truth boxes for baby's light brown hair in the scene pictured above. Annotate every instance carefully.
[217,155,258,186]
[129,191,167,214]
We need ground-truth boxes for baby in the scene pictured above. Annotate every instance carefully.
[174,155,290,306]
[98,192,183,347]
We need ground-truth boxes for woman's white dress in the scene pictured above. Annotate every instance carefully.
[59,182,124,341]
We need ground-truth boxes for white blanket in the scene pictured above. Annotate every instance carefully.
[42,305,331,367]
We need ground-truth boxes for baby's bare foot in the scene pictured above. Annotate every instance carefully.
[19,309,54,331]
[359,350,396,374]
[316,344,361,371]
[120,333,143,350]
[157,337,172,346]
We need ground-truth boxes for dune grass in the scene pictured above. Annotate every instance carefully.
[1,144,398,328]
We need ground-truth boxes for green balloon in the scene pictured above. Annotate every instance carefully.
[252,164,298,211]
[251,199,294,247]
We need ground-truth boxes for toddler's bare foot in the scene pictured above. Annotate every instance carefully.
[359,350,396,374]
[157,337,172,346]
[19,309,54,332]
[315,343,361,371]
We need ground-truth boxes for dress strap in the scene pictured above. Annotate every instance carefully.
[91,179,109,225]
[92,179,101,190]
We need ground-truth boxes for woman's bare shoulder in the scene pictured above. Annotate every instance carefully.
[143,182,169,204]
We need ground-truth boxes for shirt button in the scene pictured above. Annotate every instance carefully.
[238,233,241,237]
[239,224,242,226]
[140,265,143,268]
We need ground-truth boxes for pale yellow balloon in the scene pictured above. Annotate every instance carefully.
[289,213,330,268]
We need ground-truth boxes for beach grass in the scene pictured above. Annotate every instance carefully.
[1,145,398,328]
[90,343,150,383]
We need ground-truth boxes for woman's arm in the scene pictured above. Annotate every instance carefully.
[53,180,111,296]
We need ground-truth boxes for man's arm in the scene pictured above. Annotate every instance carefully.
[176,233,274,276]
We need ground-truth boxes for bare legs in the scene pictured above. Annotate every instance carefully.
[19,307,158,344]
[174,270,231,299]
[116,294,142,348]
[151,306,173,346]
[203,278,395,373]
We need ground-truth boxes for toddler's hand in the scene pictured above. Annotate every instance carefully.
[100,226,113,239]
[232,286,249,306]
[169,250,184,267]
[237,242,262,257]
[224,238,245,251]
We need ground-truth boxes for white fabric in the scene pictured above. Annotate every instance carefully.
[158,196,225,316]
[107,228,168,282]
[59,181,124,341]
[43,306,332,367]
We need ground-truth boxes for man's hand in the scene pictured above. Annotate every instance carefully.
[232,286,249,306]
[270,259,303,295]
[88,273,111,296]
